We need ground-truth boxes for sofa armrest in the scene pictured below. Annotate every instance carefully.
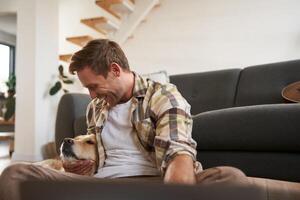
[55,93,91,154]
[20,180,262,200]
[192,104,300,151]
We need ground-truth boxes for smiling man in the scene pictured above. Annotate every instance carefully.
[65,39,200,183]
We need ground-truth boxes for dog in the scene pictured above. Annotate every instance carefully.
[36,134,98,176]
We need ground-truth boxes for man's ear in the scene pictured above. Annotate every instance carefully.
[110,63,121,77]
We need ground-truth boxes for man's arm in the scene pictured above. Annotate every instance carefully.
[149,84,197,184]
[63,160,95,175]
[164,154,196,185]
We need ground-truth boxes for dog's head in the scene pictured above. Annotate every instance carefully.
[60,134,98,163]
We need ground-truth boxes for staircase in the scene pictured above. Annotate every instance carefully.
[60,0,160,63]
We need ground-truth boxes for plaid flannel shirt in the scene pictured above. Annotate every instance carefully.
[86,72,201,175]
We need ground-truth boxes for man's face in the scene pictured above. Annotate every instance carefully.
[77,66,124,107]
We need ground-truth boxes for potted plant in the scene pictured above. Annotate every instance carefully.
[4,74,16,121]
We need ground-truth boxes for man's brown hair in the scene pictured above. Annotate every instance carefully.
[69,39,130,77]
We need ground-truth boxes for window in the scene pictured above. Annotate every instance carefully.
[0,43,15,93]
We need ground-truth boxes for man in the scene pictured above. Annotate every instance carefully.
[64,39,200,184]
[0,39,299,200]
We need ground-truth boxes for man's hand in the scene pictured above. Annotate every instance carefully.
[163,154,196,185]
[63,159,96,176]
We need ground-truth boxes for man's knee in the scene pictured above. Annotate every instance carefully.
[0,163,34,200]
[215,166,246,179]
[1,163,33,181]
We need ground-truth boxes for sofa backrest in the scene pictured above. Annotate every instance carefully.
[169,69,241,115]
[235,59,300,106]
[55,93,91,153]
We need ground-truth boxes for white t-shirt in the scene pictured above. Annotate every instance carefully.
[94,99,160,178]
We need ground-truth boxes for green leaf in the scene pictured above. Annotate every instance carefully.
[49,81,62,95]
[5,74,16,91]
[58,65,67,78]
[58,65,63,74]
[63,89,69,93]
[4,96,15,121]
[62,79,74,84]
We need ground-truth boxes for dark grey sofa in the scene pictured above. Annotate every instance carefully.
[55,59,300,182]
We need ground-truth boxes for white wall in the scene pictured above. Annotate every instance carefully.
[123,0,300,75]
[13,0,59,161]
[0,0,17,13]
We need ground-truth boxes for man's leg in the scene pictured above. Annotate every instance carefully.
[248,177,300,200]
[196,166,300,200]
[0,162,97,200]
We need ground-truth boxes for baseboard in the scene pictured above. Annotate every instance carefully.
[11,152,43,162]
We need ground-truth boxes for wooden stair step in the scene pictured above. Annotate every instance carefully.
[81,17,120,35]
[59,54,73,63]
[66,35,94,47]
[96,0,135,19]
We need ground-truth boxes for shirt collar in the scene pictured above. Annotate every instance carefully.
[132,71,148,98]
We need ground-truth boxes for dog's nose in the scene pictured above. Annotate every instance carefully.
[64,138,73,145]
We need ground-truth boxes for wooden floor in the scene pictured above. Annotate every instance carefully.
[0,141,11,174]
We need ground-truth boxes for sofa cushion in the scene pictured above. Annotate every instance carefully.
[192,104,300,152]
[197,151,300,182]
[235,59,300,106]
[170,69,241,115]
[55,93,91,153]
